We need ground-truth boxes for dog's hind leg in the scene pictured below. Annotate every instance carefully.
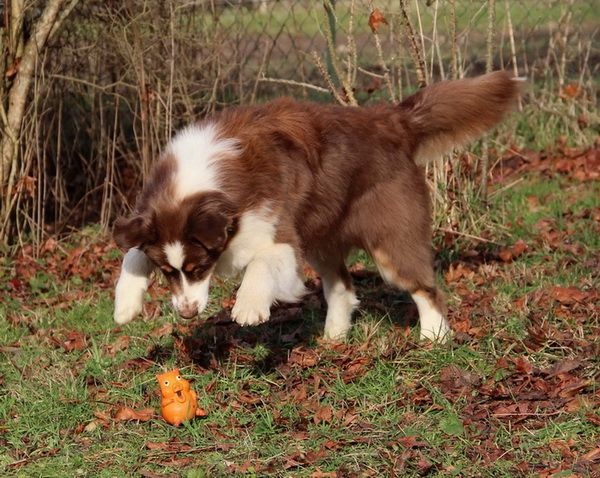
[371,248,451,342]
[309,252,359,341]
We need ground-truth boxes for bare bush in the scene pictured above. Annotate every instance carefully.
[0,0,596,250]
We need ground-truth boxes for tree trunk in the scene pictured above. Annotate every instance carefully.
[0,0,79,243]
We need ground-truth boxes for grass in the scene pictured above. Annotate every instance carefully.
[1,164,598,476]
[214,1,600,38]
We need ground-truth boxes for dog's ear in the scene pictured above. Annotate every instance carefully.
[113,214,156,251]
[186,193,238,252]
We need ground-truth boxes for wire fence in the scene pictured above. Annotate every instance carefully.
[205,0,598,99]
[1,0,597,246]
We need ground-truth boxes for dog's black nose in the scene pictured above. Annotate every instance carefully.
[177,302,198,320]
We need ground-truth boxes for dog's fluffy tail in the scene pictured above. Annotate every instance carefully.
[400,71,523,165]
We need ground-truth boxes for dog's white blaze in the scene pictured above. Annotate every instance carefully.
[168,123,239,199]
[164,241,185,270]
[411,292,451,342]
[173,273,212,314]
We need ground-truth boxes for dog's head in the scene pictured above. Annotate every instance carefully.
[114,191,238,319]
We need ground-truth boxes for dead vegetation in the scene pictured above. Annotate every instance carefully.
[0,0,597,250]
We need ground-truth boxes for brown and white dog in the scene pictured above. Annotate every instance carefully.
[113,71,522,342]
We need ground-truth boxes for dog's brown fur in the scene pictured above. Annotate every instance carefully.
[114,71,521,339]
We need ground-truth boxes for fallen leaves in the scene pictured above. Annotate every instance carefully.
[90,406,154,429]
[497,239,528,262]
[546,286,591,305]
[104,335,130,356]
[2,141,597,476]
[113,406,154,422]
[60,330,87,352]
[313,404,334,425]
[145,439,193,453]
[452,354,598,432]
[439,365,481,399]
[288,346,320,368]
[492,143,600,183]
[149,323,174,339]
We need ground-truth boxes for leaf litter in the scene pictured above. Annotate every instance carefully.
[1,144,598,475]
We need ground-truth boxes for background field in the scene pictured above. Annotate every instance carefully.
[0,1,598,476]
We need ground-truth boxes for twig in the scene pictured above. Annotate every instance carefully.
[259,76,329,94]
[480,0,496,200]
[322,0,357,105]
[398,0,427,87]
[488,177,525,198]
[312,51,348,105]
[438,227,500,245]
[504,0,522,110]
[357,67,386,79]
[485,0,496,73]
[449,0,458,79]
[346,0,358,91]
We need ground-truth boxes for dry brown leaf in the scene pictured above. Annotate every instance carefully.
[62,330,87,352]
[580,446,600,463]
[288,347,319,368]
[546,358,582,377]
[439,365,481,398]
[342,357,370,383]
[105,335,131,356]
[368,8,388,33]
[314,405,333,425]
[586,413,600,426]
[220,296,236,308]
[145,439,193,453]
[513,356,534,375]
[150,323,174,339]
[113,406,154,422]
[236,392,262,406]
[5,57,21,78]
[560,83,581,99]
[557,379,591,399]
[445,263,474,283]
[397,435,427,449]
[310,469,337,478]
[547,286,589,305]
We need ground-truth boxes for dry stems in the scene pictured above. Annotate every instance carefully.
[0,0,595,250]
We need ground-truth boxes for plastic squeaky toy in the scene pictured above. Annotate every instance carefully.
[156,368,207,426]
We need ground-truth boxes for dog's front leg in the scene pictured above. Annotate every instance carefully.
[114,248,155,324]
[232,243,306,326]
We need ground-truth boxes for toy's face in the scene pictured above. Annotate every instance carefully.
[156,369,191,399]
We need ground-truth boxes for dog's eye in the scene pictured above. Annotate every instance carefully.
[160,265,175,275]
[190,238,205,248]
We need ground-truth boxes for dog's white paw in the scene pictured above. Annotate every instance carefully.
[420,319,453,343]
[114,295,143,324]
[323,322,351,341]
[231,293,271,326]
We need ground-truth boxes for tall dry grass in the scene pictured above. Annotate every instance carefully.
[0,0,596,252]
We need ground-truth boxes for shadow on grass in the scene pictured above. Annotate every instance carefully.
[149,271,420,373]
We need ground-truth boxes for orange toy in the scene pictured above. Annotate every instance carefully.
[156,369,207,426]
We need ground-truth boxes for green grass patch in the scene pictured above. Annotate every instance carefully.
[1,171,598,476]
